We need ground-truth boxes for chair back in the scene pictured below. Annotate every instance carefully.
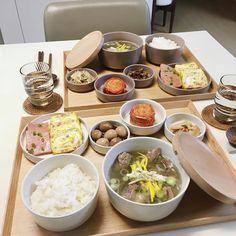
[44,0,151,41]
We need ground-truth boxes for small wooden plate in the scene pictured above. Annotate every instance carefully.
[172,132,236,204]
[23,92,63,115]
[65,31,104,70]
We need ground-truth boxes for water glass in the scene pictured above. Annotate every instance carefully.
[213,74,236,123]
[20,62,54,106]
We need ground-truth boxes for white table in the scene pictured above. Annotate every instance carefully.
[0,30,236,235]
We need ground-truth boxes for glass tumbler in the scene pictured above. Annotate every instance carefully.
[213,74,236,123]
[20,62,54,106]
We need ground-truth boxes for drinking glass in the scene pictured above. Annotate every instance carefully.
[20,62,54,106]
[213,74,236,123]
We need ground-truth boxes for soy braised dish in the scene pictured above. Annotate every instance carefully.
[91,121,128,147]
[89,120,130,155]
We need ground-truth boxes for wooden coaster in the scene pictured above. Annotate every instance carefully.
[23,92,63,115]
[201,104,236,130]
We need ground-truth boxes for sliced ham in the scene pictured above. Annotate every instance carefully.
[160,64,175,73]
[26,122,51,156]
[160,64,182,88]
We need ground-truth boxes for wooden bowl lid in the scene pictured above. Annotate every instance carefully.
[65,31,104,70]
[172,132,236,204]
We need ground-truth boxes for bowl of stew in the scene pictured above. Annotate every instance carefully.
[102,137,190,222]
[99,31,143,70]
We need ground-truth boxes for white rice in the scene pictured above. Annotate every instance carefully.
[30,163,96,217]
[149,37,180,50]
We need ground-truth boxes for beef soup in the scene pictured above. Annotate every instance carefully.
[109,148,181,204]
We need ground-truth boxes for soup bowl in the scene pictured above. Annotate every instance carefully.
[102,137,190,222]
[99,31,143,69]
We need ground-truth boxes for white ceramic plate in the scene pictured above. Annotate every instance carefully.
[20,113,89,163]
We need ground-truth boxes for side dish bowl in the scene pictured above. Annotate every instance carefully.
[94,73,135,102]
[102,137,190,221]
[21,154,99,232]
[66,68,98,93]
[120,99,166,135]
[99,31,143,69]
[145,33,185,65]
[123,64,155,88]
[20,113,89,163]
[89,120,130,155]
[164,112,206,142]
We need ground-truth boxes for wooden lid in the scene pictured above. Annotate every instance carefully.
[65,31,104,70]
[172,132,236,204]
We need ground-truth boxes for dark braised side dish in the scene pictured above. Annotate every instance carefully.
[91,121,128,147]
[128,68,151,80]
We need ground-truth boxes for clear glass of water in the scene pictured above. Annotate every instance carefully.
[213,74,236,123]
[20,62,54,106]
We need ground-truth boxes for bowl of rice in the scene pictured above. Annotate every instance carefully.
[145,33,185,65]
[21,154,99,232]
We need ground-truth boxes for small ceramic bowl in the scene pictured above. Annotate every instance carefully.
[164,112,206,142]
[145,33,185,65]
[102,137,190,221]
[226,126,236,147]
[89,120,130,155]
[94,73,135,102]
[123,64,155,88]
[66,68,98,93]
[120,99,166,135]
[99,31,143,69]
[21,154,99,232]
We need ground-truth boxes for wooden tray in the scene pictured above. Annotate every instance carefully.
[63,47,218,111]
[3,100,236,236]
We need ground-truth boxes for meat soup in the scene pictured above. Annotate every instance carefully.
[103,40,138,52]
[109,148,181,204]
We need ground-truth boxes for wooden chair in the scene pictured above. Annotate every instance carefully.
[151,0,177,33]
[44,0,151,41]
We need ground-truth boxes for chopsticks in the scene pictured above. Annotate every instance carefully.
[36,51,44,71]
[48,53,52,69]
[38,51,44,63]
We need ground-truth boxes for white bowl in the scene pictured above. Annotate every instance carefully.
[102,137,190,221]
[89,120,130,155]
[20,113,89,163]
[21,154,99,232]
[119,99,166,135]
[164,112,206,142]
